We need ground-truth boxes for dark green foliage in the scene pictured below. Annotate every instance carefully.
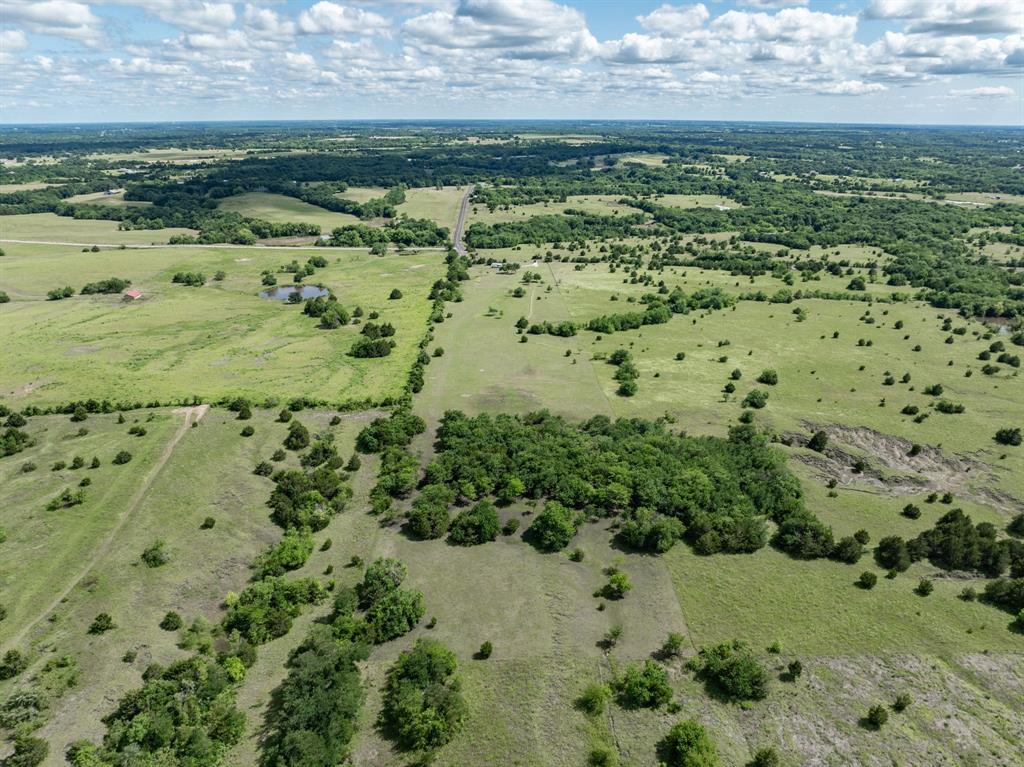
[1009,514,1024,538]
[995,428,1022,446]
[112,449,132,464]
[47,286,75,300]
[830,535,864,564]
[0,649,28,680]
[659,720,718,767]
[618,507,685,554]
[96,655,244,765]
[261,626,369,767]
[418,411,804,557]
[875,536,911,572]
[447,499,501,546]
[911,508,1011,577]
[356,411,426,453]
[756,369,778,386]
[160,611,183,631]
[893,692,913,712]
[528,501,582,552]
[171,271,206,287]
[749,746,780,767]
[89,613,115,634]
[858,571,878,589]
[267,465,351,531]
[223,577,326,644]
[807,431,828,452]
[615,660,672,708]
[254,528,315,578]
[983,578,1024,613]
[476,641,493,659]
[4,736,49,767]
[575,684,611,716]
[349,337,395,358]
[283,421,310,451]
[742,389,768,409]
[141,539,170,568]
[408,485,453,539]
[865,704,889,729]
[915,578,934,596]
[201,516,216,529]
[1,426,33,457]
[691,640,768,702]
[772,513,834,559]
[81,277,130,295]
[379,639,467,752]
[365,588,425,643]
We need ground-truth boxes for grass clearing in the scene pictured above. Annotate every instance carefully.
[217,192,362,230]
[0,212,195,244]
[396,186,467,230]
[0,244,444,406]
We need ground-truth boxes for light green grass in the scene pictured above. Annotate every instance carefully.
[335,186,389,204]
[217,192,362,230]
[0,212,196,244]
[64,190,151,207]
[655,193,742,209]
[0,244,445,406]
[468,194,635,226]
[397,186,466,230]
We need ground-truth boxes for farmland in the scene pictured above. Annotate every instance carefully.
[1,122,1022,767]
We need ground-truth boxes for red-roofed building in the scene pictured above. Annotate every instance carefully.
[123,289,143,301]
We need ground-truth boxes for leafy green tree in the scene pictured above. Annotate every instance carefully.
[615,660,672,708]
[659,720,718,767]
[447,499,501,546]
[528,501,580,552]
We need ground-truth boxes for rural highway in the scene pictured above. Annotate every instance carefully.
[0,239,448,252]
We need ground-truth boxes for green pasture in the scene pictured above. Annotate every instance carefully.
[217,192,362,230]
[0,242,444,406]
[0,212,195,244]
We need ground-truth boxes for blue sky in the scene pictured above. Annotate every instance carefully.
[1,0,1022,124]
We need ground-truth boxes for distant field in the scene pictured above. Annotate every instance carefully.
[0,212,196,244]
[468,194,634,226]
[217,192,362,230]
[655,193,742,209]
[397,186,466,230]
[616,153,669,166]
[0,243,444,406]
[0,182,57,192]
[64,190,151,206]
[336,186,389,203]
[86,147,253,164]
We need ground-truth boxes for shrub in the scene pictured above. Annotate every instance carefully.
[240,425,255,437]
[112,450,132,464]
[995,428,1022,446]
[5,736,48,767]
[858,571,878,589]
[615,660,672,708]
[284,420,310,450]
[750,746,780,767]
[773,513,834,559]
[222,576,326,644]
[254,528,314,578]
[1008,513,1024,538]
[503,518,520,536]
[865,704,888,729]
[915,578,934,596]
[380,639,467,751]
[159,611,183,631]
[0,649,28,680]
[200,516,216,529]
[389,288,403,299]
[659,720,718,767]
[742,389,769,409]
[254,460,273,476]
[893,692,913,712]
[366,588,424,642]
[600,571,633,600]
[528,501,581,552]
[576,683,611,716]
[357,558,408,608]
[89,612,115,634]
[756,369,778,385]
[691,640,768,701]
[830,536,864,564]
[141,539,170,568]
[875,536,910,572]
[661,632,686,658]
[787,659,802,680]
[902,503,921,519]
[807,430,828,452]
[448,499,501,546]
[477,641,493,659]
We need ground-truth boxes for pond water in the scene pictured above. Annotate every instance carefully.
[259,285,329,301]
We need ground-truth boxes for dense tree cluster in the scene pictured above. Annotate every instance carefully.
[688,640,768,702]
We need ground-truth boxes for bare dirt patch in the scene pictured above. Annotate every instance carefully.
[787,422,1023,513]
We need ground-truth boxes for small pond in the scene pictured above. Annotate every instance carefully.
[259,285,329,301]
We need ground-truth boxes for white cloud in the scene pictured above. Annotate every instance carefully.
[711,8,858,43]
[242,5,297,41]
[815,79,887,95]
[110,56,188,75]
[636,4,710,36]
[864,0,1023,36]
[1,29,29,52]
[404,0,599,60]
[949,85,1015,98]
[298,2,390,35]
[3,0,104,44]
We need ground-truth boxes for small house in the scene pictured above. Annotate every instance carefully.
[123,289,143,301]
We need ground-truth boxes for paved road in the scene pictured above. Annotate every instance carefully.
[0,239,447,251]
[453,184,474,256]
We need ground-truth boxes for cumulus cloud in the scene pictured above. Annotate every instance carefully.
[864,0,1023,36]
[404,0,599,60]
[1,29,29,52]
[3,0,104,44]
[298,2,390,36]
[711,8,858,43]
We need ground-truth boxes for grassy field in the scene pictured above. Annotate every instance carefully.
[655,193,743,209]
[0,212,195,244]
[336,186,389,203]
[63,190,151,207]
[397,186,467,230]
[217,192,362,230]
[0,242,444,406]
[467,194,636,226]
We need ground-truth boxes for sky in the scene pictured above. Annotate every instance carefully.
[0,0,1022,125]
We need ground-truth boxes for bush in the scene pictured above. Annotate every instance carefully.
[159,611,183,631]
[5,736,48,767]
[742,389,769,409]
[448,499,501,546]
[254,528,315,578]
[1008,513,1024,538]
[615,660,672,708]
[380,639,467,752]
[893,692,913,712]
[787,659,802,680]
[389,288,403,299]
[865,704,888,729]
[902,503,921,519]
[915,578,934,596]
[807,430,828,452]
[528,501,581,552]
[830,535,864,564]
[772,513,834,559]
[691,640,768,701]
[749,746,780,767]
[875,535,910,572]
[200,516,216,529]
[858,571,878,589]
[995,427,1022,446]
[0,649,28,680]
[223,576,326,644]
[576,683,611,716]
[89,612,115,634]
[661,632,686,658]
[659,720,718,767]
[240,425,255,437]
[756,369,778,385]
[112,450,132,464]
[365,588,424,642]
[141,539,170,567]
[284,420,310,450]
[477,641,493,659]
[357,558,408,608]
